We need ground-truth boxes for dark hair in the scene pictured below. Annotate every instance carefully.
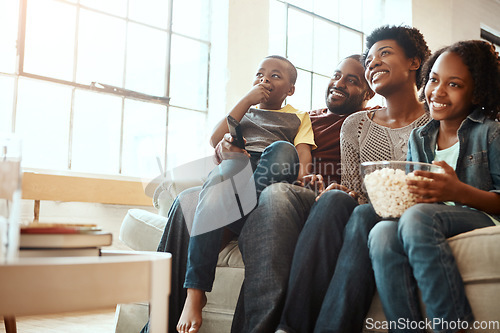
[419,40,500,119]
[363,25,430,89]
[344,54,363,63]
[265,55,298,85]
[341,54,373,93]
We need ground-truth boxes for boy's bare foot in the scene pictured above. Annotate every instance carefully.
[177,289,207,333]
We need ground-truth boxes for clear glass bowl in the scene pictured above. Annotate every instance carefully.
[360,161,444,218]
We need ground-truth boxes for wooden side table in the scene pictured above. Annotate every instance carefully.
[0,250,171,333]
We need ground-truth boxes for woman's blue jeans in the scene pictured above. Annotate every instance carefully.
[184,141,299,291]
[313,203,382,333]
[278,191,364,333]
[368,203,495,333]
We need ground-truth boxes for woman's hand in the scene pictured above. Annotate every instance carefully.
[214,133,250,164]
[315,182,359,202]
[407,160,462,203]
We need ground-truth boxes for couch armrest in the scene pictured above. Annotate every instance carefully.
[153,181,176,214]
[154,156,216,215]
[154,179,205,217]
[119,209,168,251]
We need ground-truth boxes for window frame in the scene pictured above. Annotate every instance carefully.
[274,0,365,111]
[4,0,211,177]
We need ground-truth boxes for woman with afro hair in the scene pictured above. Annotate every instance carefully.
[276,25,432,333]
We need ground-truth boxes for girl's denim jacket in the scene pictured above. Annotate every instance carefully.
[407,108,500,220]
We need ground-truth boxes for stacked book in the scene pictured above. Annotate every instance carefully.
[20,223,112,257]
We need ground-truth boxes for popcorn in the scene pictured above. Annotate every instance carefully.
[364,168,430,218]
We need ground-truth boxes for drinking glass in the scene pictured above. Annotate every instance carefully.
[0,134,22,262]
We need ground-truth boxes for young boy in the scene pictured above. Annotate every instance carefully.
[177,55,315,333]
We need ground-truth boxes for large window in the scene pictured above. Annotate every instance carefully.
[0,0,211,178]
[269,0,365,111]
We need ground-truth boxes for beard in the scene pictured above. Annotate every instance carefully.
[327,93,366,116]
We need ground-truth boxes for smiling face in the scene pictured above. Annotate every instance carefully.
[364,39,418,96]
[252,57,295,109]
[325,58,372,115]
[424,51,474,123]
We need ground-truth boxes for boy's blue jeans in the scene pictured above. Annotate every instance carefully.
[368,203,495,333]
[184,141,299,291]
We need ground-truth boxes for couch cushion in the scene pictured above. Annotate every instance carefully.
[121,208,245,267]
[206,266,245,314]
[363,225,500,332]
[119,209,168,251]
[448,225,500,283]
[449,225,500,325]
[217,240,244,268]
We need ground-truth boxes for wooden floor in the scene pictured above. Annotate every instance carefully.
[0,308,116,333]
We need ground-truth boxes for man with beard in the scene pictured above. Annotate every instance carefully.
[141,54,374,333]
[217,54,376,333]
[305,54,376,189]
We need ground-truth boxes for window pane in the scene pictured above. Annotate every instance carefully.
[125,23,167,96]
[166,107,208,171]
[71,90,122,174]
[287,9,313,70]
[339,0,362,31]
[76,9,126,86]
[172,0,210,40]
[0,0,19,74]
[339,29,363,60]
[15,79,71,169]
[80,0,127,17]
[122,100,167,178]
[170,35,209,110]
[129,0,170,30]
[313,0,339,22]
[311,74,330,111]
[313,18,339,76]
[0,76,15,133]
[287,69,311,111]
[286,0,313,11]
[268,1,287,56]
[24,0,76,81]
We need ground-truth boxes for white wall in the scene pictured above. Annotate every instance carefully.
[226,0,270,106]
[206,0,229,140]
[412,0,500,51]
[222,0,270,118]
[359,0,500,53]
[206,0,270,141]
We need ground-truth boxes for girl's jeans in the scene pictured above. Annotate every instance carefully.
[184,141,299,291]
[368,203,495,333]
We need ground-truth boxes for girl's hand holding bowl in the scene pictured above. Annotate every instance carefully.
[361,161,444,218]
[406,160,460,204]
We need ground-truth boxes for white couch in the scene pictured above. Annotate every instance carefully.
[115,183,500,333]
